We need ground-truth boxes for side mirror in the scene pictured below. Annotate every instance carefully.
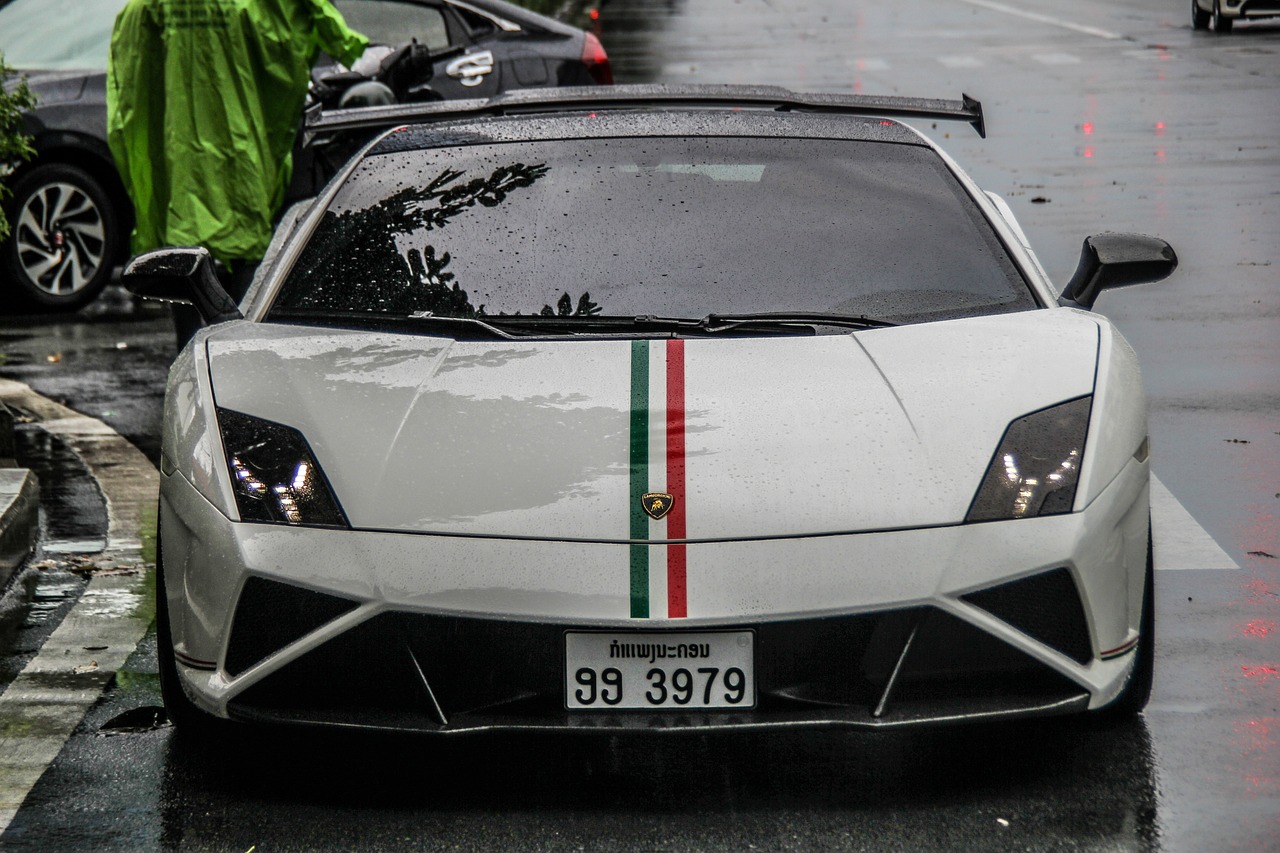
[122,247,243,324]
[1058,233,1178,310]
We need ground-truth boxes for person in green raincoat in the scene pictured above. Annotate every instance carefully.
[106,0,366,287]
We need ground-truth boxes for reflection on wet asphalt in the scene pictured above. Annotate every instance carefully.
[12,426,107,552]
[8,673,1162,852]
[24,574,83,625]
[0,290,175,467]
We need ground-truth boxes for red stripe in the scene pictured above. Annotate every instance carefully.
[666,339,687,618]
[1101,636,1140,658]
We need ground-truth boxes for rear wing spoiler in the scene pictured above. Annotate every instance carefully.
[302,84,986,147]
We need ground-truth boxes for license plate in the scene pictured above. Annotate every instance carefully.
[564,631,755,710]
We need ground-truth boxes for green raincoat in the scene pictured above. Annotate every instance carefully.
[106,0,366,263]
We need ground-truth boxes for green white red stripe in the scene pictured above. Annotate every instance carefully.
[629,339,688,619]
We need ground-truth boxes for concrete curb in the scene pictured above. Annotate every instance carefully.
[0,469,39,593]
[0,399,38,592]
[0,378,157,833]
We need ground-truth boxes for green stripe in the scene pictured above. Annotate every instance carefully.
[629,339,650,618]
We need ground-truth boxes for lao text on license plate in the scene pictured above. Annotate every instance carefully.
[564,631,755,710]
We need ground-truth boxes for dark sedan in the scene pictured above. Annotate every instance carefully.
[0,0,611,312]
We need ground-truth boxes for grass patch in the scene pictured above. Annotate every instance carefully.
[140,502,157,565]
[136,502,158,627]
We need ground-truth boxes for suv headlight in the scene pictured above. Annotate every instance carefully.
[966,396,1092,522]
[217,408,348,528]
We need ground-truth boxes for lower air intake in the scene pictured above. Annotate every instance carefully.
[227,607,1087,732]
[962,567,1093,664]
[224,576,360,676]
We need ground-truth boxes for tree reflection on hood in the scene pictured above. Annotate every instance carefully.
[279,162,549,316]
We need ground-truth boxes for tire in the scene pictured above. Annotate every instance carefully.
[1211,0,1234,32]
[1192,0,1211,29]
[1,163,120,312]
[155,528,231,737]
[1094,523,1155,721]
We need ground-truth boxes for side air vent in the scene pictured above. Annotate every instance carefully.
[962,567,1092,664]
[224,577,360,676]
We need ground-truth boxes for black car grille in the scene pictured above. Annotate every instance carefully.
[226,582,1090,732]
[961,567,1093,664]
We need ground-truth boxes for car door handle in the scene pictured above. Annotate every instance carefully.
[446,51,495,86]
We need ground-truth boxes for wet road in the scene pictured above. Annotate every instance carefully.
[0,0,1278,849]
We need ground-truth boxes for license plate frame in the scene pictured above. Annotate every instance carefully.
[564,630,756,710]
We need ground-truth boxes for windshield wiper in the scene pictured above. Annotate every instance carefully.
[480,312,898,335]
[698,312,898,332]
[272,309,524,339]
[272,310,895,339]
[406,311,523,338]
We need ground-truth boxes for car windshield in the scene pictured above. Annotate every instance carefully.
[271,136,1037,331]
[0,0,128,71]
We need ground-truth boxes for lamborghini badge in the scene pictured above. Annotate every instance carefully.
[642,492,674,520]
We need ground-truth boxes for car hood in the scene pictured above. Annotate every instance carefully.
[206,310,1099,540]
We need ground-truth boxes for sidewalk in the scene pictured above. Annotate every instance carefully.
[0,400,38,592]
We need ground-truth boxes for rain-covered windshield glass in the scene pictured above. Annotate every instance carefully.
[271,136,1037,329]
[0,0,128,71]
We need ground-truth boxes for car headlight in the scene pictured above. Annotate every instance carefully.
[965,396,1092,522]
[217,408,348,528]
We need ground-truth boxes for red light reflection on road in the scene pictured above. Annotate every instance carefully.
[1244,578,1277,599]
[1241,664,1279,681]
[1083,122,1094,135]
[1233,718,1278,793]
[1243,620,1276,638]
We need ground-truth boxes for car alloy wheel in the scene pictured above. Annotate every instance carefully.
[3,164,117,310]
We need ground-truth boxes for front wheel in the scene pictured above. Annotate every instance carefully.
[2,163,120,311]
[155,529,231,737]
[1211,0,1234,32]
[1192,0,1211,29]
[1094,523,1155,721]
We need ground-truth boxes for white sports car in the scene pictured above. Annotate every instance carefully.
[127,85,1176,735]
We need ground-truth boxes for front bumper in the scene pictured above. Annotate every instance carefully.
[158,454,1149,731]
[1222,0,1280,17]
